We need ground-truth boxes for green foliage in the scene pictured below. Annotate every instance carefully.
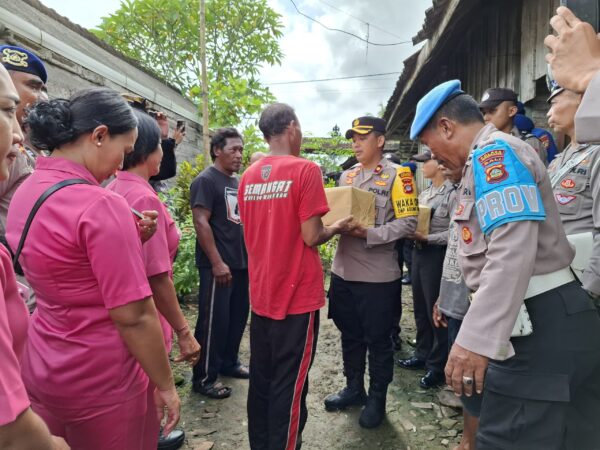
[302,128,353,175]
[319,236,338,273]
[166,154,207,296]
[172,215,199,297]
[241,123,268,168]
[93,0,283,127]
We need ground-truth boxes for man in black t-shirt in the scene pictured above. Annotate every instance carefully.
[190,128,249,399]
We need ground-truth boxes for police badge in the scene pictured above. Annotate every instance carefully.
[261,164,272,180]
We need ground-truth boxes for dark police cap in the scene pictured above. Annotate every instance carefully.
[478,88,518,109]
[546,76,565,103]
[0,45,47,84]
[345,116,387,139]
[410,148,432,162]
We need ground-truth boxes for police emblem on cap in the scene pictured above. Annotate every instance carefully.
[2,48,28,68]
[481,92,490,102]
[261,165,272,181]
[353,119,360,127]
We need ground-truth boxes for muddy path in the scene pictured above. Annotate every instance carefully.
[173,285,463,450]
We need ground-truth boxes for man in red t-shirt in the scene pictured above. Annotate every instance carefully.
[238,103,352,450]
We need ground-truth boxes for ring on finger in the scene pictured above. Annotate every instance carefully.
[462,376,474,385]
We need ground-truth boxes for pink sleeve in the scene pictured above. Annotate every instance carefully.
[0,261,29,426]
[298,163,329,222]
[77,194,152,309]
[131,194,172,278]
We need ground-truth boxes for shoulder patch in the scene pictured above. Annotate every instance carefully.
[391,166,418,218]
[472,139,545,234]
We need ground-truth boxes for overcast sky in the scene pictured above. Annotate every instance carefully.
[41,0,430,136]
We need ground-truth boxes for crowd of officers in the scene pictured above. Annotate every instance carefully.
[2,5,600,450]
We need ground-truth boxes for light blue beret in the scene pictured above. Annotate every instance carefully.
[410,80,463,140]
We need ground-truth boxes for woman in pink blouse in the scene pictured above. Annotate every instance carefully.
[6,88,180,450]
[0,62,68,450]
[108,109,200,448]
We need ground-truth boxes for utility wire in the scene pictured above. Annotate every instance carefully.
[265,71,401,85]
[289,0,412,47]
[315,0,404,40]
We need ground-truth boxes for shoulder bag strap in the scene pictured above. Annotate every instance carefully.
[12,178,92,270]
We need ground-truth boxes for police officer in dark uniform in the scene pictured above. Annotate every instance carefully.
[324,117,418,429]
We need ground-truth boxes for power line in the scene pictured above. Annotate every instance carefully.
[265,71,401,85]
[315,0,404,40]
[289,0,412,47]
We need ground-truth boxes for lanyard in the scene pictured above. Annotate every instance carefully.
[550,145,597,189]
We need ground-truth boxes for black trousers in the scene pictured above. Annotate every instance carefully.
[328,274,400,385]
[477,282,600,450]
[247,310,319,450]
[412,244,448,373]
[192,268,249,387]
[391,240,405,337]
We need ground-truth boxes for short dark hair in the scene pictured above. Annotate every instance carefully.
[427,94,484,131]
[26,87,137,152]
[373,130,386,150]
[258,103,298,139]
[210,127,243,161]
[122,109,161,170]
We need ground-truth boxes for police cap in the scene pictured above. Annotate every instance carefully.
[410,148,432,162]
[478,88,518,109]
[0,45,47,84]
[410,79,464,140]
[345,116,387,139]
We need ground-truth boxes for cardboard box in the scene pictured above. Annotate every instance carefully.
[322,186,375,228]
[416,205,431,235]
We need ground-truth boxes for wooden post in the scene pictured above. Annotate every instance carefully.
[199,0,211,164]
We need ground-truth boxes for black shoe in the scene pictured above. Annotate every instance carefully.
[396,356,425,370]
[401,275,411,285]
[359,383,388,429]
[419,370,445,389]
[158,429,185,450]
[324,376,367,411]
[391,334,402,352]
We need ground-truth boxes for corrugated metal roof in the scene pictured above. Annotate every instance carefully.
[412,0,451,45]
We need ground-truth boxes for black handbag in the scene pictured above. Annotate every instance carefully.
[9,178,92,275]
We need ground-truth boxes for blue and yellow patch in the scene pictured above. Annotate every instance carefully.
[473,139,545,234]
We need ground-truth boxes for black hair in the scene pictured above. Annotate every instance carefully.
[25,87,137,152]
[122,109,161,170]
[258,103,298,139]
[427,94,484,130]
[210,127,243,161]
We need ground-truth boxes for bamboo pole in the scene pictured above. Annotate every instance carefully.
[199,0,211,163]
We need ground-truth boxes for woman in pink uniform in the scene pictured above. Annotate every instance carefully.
[108,109,200,448]
[0,64,69,450]
[6,88,180,450]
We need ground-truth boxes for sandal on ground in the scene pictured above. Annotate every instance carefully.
[221,364,250,379]
[196,381,232,399]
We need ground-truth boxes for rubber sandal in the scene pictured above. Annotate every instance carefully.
[222,364,250,379]
[197,381,232,399]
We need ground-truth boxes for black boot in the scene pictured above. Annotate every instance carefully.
[359,383,387,429]
[323,374,367,412]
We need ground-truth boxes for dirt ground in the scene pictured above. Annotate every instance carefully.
[172,284,463,450]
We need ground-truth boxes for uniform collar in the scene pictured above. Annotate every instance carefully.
[116,170,155,194]
[470,123,497,152]
[35,157,100,185]
[510,126,522,138]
